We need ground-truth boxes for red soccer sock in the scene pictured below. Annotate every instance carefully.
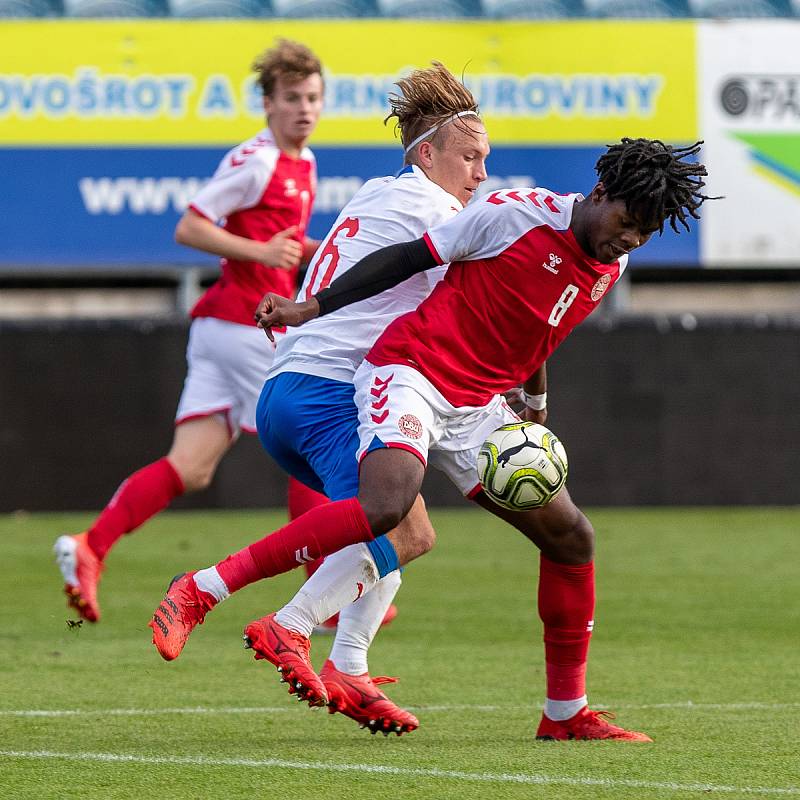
[216,497,374,593]
[86,457,184,561]
[287,476,331,578]
[212,545,262,595]
[538,555,595,701]
[288,476,329,519]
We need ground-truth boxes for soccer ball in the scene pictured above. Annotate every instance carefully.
[477,422,568,511]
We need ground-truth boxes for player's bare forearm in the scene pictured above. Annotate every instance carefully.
[254,293,320,342]
[175,210,302,269]
[175,210,265,262]
[523,362,547,397]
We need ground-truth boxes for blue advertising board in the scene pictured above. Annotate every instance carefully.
[0,146,698,269]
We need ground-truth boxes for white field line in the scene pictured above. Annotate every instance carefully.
[0,749,798,796]
[0,706,295,718]
[2,701,800,718]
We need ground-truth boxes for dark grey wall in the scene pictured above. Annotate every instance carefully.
[1,316,798,511]
[546,316,799,505]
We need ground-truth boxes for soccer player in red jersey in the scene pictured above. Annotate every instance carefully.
[151,138,716,741]
[53,40,327,623]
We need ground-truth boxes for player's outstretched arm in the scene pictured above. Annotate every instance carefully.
[254,237,437,339]
[314,238,436,315]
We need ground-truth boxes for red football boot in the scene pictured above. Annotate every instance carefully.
[54,533,104,623]
[243,613,327,707]
[536,706,653,742]
[148,572,217,661]
[314,603,399,635]
[320,659,419,736]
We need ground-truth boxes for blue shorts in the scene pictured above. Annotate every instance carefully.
[257,370,401,579]
[256,371,361,502]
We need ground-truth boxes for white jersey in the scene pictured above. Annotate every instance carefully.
[268,165,462,383]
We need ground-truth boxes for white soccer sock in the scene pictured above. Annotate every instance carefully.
[275,543,380,639]
[543,695,588,721]
[329,569,402,676]
[193,566,230,603]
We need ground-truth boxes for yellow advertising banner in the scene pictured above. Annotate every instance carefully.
[0,20,697,145]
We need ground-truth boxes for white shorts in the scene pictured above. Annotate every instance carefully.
[353,361,519,496]
[175,317,275,437]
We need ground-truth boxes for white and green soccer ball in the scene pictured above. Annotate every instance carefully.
[477,422,568,511]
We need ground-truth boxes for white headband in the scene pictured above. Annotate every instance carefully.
[403,110,480,155]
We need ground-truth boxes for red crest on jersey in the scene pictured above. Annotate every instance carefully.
[398,414,423,439]
[591,274,612,301]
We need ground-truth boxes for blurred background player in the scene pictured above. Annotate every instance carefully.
[152,138,715,741]
[150,62,490,735]
[53,39,327,623]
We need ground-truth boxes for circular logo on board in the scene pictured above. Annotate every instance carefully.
[591,274,612,301]
[720,79,749,116]
[398,414,423,439]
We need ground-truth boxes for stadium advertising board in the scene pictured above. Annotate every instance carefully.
[0,21,697,267]
[699,22,800,267]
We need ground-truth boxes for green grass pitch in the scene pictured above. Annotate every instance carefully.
[2,507,798,799]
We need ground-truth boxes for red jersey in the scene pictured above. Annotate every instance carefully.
[189,128,316,325]
[366,188,628,408]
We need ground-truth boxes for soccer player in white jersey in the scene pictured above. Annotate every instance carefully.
[152,138,716,741]
[53,40,326,624]
[150,63,490,735]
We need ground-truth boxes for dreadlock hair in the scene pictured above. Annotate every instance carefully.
[595,138,716,234]
[385,62,481,165]
[252,39,322,98]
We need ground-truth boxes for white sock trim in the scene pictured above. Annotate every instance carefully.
[193,567,229,603]
[543,696,588,722]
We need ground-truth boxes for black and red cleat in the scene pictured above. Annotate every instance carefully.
[243,613,327,707]
[536,706,653,742]
[148,572,217,661]
[320,659,418,736]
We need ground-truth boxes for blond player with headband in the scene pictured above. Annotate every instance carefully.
[150,63,491,735]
